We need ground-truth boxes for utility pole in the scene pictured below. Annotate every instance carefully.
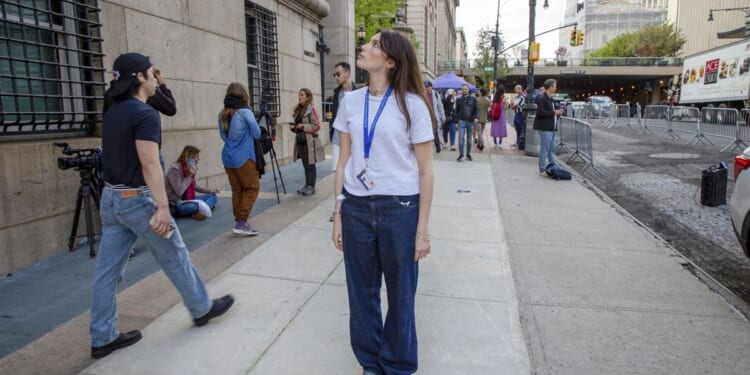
[492,0,500,85]
[527,0,536,93]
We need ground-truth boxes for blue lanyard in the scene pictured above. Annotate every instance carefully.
[363,85,393,162]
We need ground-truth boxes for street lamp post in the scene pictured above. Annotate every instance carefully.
[355,24,366,84]
[526,0,548,93]
[492,0,500,85]
[707,7,750,38]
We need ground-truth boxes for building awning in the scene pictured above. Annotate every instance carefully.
[717,26,745,39]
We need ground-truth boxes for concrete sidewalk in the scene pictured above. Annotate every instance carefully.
[78,153,530,375]
[5,144,750,374]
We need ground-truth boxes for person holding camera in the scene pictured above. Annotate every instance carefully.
[165,145,219,221]
[91,53,234,359]
[534,79,564,174]
[442,88,457,150]
[291,88,325,196]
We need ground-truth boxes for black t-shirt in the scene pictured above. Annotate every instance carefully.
[102,98,161,187]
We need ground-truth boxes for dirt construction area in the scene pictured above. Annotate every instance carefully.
[562,121,750,312]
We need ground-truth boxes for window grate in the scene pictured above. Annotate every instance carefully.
[0,0,105,138]
[245,1,280,118]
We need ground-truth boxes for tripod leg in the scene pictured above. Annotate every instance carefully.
[272,148,286,192]
[81,185,97,258]
[68,187,84,251]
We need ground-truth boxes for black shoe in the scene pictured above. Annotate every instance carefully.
[456,155,464,162]
[91,330,142,359]
[467,154,473,161]
[194,294,235,327]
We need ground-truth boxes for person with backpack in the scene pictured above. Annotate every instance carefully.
[218,82,262,236]
[291,88,325,196]
[489,85,507,147]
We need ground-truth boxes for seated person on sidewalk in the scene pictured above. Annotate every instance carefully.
[165,145,220,220]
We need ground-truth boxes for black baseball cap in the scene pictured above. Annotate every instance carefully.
[424,80,432,87]
[108,53,152,97]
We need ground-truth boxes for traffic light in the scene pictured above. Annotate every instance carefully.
[577,31,584,46]
[569,30,578,46]
[490,36,498,50]
[490,80,495,90]
[529,42,540,62]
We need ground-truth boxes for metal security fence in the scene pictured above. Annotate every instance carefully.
[0,0,105,138]
[558,117,603,176]
[667,106,700,140]
[640,105,670,135]
[612,103,638,133]
[700,108,745,152]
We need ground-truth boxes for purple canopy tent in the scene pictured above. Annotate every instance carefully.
[431,71,478,92]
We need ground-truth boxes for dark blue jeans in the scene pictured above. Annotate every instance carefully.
[341,190,420,375]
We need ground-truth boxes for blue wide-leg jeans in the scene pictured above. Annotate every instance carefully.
[90,187,211,347]
[341,190,420,375]
[538,130,556,172]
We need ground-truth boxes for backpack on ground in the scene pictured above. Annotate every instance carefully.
[545,163,572,180]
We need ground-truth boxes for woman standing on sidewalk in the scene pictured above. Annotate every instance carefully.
[291,88,325,196]
[331,29,435,375]
[218,83,261,236]
[490,85,508,147]
[442,88,457,150]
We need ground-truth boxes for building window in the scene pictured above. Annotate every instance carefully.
[0,0,104,138]
[245,1,280,117]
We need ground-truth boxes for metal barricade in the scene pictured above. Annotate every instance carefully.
[612,103,635,132]
[557,116,574,154]
[557,117,604,176]
[738,109,750,152]
[698,108,745,152]
[664,106,699,140]
[641,105,670,135]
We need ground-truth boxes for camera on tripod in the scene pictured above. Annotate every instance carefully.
[55,142,102,171]
[54,142,103,257]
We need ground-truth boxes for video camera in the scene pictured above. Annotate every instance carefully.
[54,142,102,171]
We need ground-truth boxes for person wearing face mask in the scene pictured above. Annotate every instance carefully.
[165,145,220,220]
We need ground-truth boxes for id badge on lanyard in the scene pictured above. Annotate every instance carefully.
[358,86,393,191]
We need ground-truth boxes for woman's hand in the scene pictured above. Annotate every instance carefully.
[296,123,305,130]
[331,213,343,251]
[415,235,431,261]
[211,188,220,194]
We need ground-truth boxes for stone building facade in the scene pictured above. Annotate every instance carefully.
[0,0,358,275]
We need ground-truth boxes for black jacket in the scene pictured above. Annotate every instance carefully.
[534,92,557,132]
[455,94,480,122]
[443,96,455,123]
[329,82,357,141]
[103,84,176,116]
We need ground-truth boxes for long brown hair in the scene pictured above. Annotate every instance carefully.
[293,88,314,120]
[377,29,436,129]
[220,82,250,132]
[176,145,200,176]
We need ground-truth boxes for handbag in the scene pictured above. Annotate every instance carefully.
[295,131,307,144]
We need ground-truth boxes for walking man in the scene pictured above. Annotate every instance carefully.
[90,53,234,359]
[455,83,480,161]
[534,79,564,174]
[330,62,357,174]
[476,88,490,151]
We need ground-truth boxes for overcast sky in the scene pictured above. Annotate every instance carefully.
[456,0,569,61]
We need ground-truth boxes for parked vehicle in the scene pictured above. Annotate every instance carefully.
[679,38,750,110]
[730,145,750,259]
[586,95,613,116]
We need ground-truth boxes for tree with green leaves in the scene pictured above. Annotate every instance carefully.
[472,26,509,88]
[355,0,402,41]
[588,23,686,58]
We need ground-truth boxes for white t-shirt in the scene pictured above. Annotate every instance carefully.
[333,87,433,196]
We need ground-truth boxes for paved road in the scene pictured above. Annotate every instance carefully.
[564,119,750,310]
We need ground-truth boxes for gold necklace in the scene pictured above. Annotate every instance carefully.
[369,88,386,96]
